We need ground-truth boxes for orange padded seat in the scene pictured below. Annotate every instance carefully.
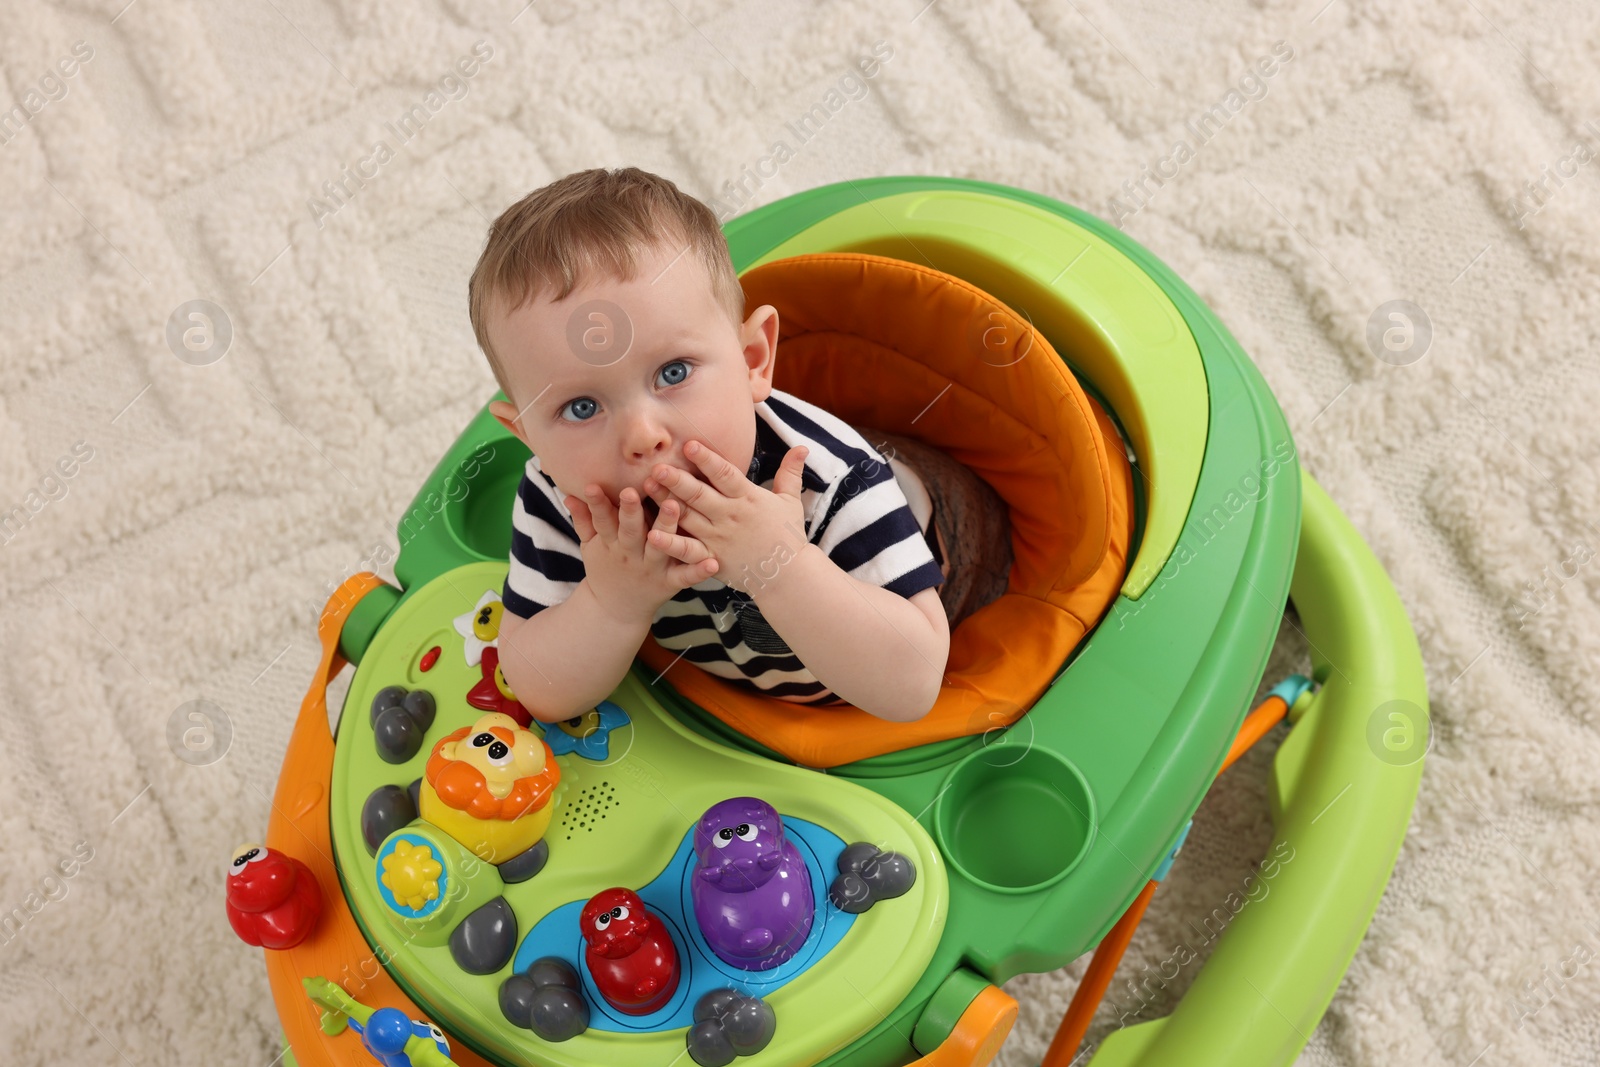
[636,253,1135,768]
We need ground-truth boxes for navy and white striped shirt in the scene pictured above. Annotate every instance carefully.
[500,389,944,704]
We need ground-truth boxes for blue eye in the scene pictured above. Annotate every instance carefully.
[560,397,598,422]
[559,362,688,423]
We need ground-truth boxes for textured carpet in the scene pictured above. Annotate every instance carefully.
[2,0,1596,1064]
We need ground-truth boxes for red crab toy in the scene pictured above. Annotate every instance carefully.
[580,887,680,1015]
[225,843,322,950]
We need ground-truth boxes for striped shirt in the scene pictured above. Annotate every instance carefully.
[500,389,944,704]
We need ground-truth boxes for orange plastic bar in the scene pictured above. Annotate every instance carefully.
[1040,880,1158,1067]
[262,573,498,1067]
[1220,694,1289,776]
[1039,692,1292,1067]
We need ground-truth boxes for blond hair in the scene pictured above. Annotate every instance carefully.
[468,167,745,408]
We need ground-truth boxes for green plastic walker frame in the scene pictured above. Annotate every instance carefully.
[324,176,1428,1067]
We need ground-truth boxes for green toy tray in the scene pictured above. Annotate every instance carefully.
[331,563,949,1067]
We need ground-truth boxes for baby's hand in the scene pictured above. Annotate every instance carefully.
[639,440,810,595]
[563,483,719,626]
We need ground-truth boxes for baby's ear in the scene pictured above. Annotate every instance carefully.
[489,399,527,443]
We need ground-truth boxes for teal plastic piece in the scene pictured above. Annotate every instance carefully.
[1267,673,1314,710]
[1151,822,1192,883]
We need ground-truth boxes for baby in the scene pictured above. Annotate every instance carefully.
[467,167,1010,724]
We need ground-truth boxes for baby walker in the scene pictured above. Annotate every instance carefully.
[227,175,1429,1067]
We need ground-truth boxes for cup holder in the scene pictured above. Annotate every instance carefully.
[934,745,1096,894]
[437,439,531,561]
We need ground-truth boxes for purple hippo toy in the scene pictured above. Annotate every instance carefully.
[691,797,815,971]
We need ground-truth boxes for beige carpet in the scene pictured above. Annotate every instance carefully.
[2,0,1597,1064]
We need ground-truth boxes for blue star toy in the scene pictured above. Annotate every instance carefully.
[539,700,630,761]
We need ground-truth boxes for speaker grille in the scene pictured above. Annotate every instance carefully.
[558,780,617,841]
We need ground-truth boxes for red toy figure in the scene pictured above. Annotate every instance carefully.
[580,888,680,1016]
[225,843,322,950]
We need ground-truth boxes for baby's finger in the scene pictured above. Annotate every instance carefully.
[648,527,714,566]
[617,486,647,550]
[668,556,720,587]
[774,445,810,498]
[563,494,597,543]
[582,484,618,541]
[646,495,673,545]
[683,440,745,497]
[636,479,667,527]
[642,496,678,552]
[654,462,719,516]
[645,482,709,537]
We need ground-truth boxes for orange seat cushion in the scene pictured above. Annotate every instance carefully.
[637,253,1135,767]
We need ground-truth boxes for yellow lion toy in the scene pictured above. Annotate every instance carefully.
[420,711,560,866]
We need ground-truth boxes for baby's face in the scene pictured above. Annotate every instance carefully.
[487,239,778,520]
